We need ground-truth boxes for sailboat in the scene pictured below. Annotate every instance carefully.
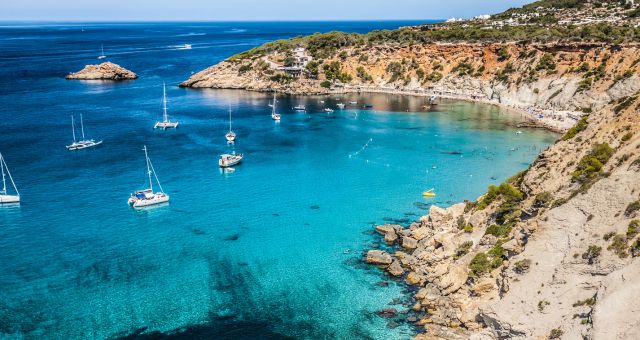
[225,108,236,143]
[0,153,20,204]
[154,82,179,129]
[98,44,106,60]
[271,92,281,121]
[66,114,103,150]
[128,145,169,208]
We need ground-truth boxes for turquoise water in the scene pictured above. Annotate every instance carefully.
[0,23,557,339]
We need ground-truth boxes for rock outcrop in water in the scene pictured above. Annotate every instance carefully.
[66,62,138,80]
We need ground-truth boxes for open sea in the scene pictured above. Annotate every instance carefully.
[0,22,558,339]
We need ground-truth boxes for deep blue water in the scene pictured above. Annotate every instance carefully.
[0,22,557,339]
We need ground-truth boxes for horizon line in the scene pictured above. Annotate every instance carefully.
[0,19,444,24]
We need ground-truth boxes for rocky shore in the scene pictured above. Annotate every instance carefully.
[180,17,640,339]
[66,62,138,80]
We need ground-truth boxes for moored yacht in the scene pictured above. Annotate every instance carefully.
[271,92,281,121]
[219,152,243,168]
[66,114,103,151]
[154,82,179,129]
[226,108,236,143]
[324,108,334,113]
[98,44,107,60]
[293,104,306,111]
[336,103,345,109]
[0,153,20,204]
[128,146,169,208]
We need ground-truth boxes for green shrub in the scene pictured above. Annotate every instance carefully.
[622,132,633,142]
[608,234,629,258]
[497,46,511,62]
[577,77,593,92]
[454,241,473,259]
[238,64,252,74]
[469,253,491,276]
[306,60,320,78]
[485,224,512,238]
[571,143,614,187]
[386,61,403,82]
[513,259,531,274]
[320,80,332,88]
[581,245,602,264]
[562,116,588,141]
[477,182,523,210]
[426,71,443,82]
[572,297,596,307]
[627,220,639,238]
[626,200,640,217]
[356,66,373,82]
[463,224,474,233]
[549,329,563,339]
[614,95,638,114]
[453,59,474,75]
[536,53,556,72]
[631,239,640,257]
[269,73,293,84]
[603,232,616,241]
[534,192,553,208]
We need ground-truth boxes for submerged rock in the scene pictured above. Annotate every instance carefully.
[66,62,138,80]
[375,308,398,318]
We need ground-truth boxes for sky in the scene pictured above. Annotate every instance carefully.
[0,0,533,21]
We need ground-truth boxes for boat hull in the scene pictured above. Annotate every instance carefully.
[154,122,179,129]
[0,194,20,204]
[129,194,169,208]
[66,140,103,151]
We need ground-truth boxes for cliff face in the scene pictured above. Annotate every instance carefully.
[66,62,138,80]
[181,43,640,119]
[182,41,640,339]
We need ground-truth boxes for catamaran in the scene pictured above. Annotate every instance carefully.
[154,82,179,129]
[225,108,236,143]
[66,114,103,151]
[0,153,20,204]
[128,146,169,208]
[98,44,106,60]
[271,92,281,121]
[219,151,243,168]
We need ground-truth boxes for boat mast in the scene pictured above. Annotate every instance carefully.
[229,107,232,132]
[0,154,19,196]
[80,114,86,140]
[0,154,5,194]
[143,145,153,192]
[162,82,168,123]
[101,44,105,56]
[71,115,76,143]
[272,92,276,115]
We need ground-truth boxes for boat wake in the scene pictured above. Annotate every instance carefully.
[348,138,373,158]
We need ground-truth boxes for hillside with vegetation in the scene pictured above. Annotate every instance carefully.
[182,1,640,339]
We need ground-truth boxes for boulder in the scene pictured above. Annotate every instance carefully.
[480,234,497,246]
[387,260,404,276]
[439,266,468,295]
[402,236,419,249]
[411,227,431,240]
[366,250,393,265]
[406,271,424,285]
[429,205,449,224]
[375,224,401,235]
[384,231,399,244]
[472,277,497,295]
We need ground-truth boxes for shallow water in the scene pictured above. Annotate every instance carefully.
[0,22,557,339]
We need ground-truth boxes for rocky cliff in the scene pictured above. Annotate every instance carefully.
[180,18,640,340]
[66,62,138,80]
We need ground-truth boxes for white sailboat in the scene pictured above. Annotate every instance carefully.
[271,92,281,121]
[98,44,106,60]
[128,146,169,208]
[154,82,179,129]
[66,114,103,151]
[225,108,236,143]
[0,153,20,204]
